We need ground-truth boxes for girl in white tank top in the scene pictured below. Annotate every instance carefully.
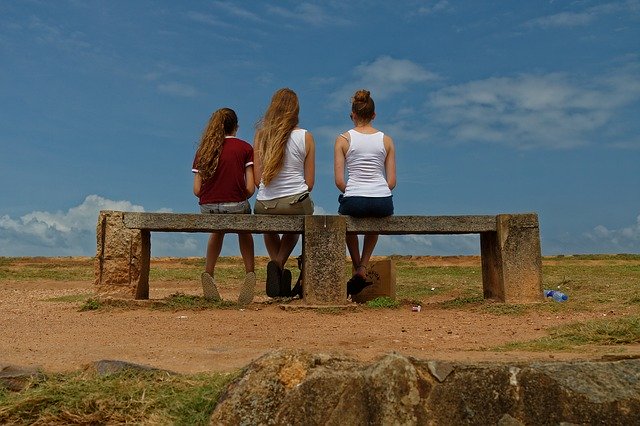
[343,129,392,198]
[253,88,316,298]
[334,90,396,297]
[257,128,310,200]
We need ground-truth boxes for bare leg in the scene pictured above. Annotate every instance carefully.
[237,233,255,273]
[263,233,281,261]
[276,234,299,269]
[237,232,256,305]
[346,234,361,273]
[205,232,225,274]
[360,234,379,271]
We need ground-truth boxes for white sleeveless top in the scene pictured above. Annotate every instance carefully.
[257,128,309,200]
[344,130,392,197]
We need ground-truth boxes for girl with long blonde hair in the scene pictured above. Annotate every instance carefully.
[254,88,315,298]
[193,107,256,305]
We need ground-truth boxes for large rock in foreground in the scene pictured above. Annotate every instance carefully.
[211,350,640,425]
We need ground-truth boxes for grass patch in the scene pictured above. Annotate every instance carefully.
[394,264,482,304]
[495,315,640,352]
[0,257,94,281]
[153,293,237,310]
[44,293,93,303]
[80,298,102,311]
[482,303,528,316]
[79,293,237,312]
[438,295,485,309]
[0,369,236,425]
[365,297,400,309]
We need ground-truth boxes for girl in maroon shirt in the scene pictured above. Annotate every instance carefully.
[193,108,255,305]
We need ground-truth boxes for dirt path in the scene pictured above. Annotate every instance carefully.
[2,269,638,374]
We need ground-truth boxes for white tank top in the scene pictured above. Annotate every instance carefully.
[344,130,392,197]
[257,128,309,200]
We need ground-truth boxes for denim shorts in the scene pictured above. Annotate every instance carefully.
[338,194,394,218]
[200,200,251,214]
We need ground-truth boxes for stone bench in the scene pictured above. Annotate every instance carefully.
[95,211,542,304]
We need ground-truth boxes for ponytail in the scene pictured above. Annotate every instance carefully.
[195,108,238,181]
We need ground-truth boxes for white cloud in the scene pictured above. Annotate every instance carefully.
[313,205,328,215]
[525,1,638,29]
[330,56,439,107]
[212,2,263,22]
[27,16,91,51]
[267,3,350,27]
[427,67,640,149]
[0,195,145,256]
[184,11,230,27]
[525,11,595,28]
[157,82,198,98]
[584,214,640,252]
[415,0,451,16]
[374,234,480,256]
[152,234,203,257]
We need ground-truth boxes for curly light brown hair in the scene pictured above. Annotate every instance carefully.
[195,108,238,181]
[255,88,299,186]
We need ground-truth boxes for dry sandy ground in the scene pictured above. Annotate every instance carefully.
[1,257,638,374]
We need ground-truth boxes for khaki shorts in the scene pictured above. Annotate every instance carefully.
[254,191,314,215]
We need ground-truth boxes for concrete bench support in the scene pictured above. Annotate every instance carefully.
[95,211,150,299]
[302,216,347,305]
[480,214,542,303]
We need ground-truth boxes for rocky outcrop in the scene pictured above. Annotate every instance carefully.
[210,350,640,425]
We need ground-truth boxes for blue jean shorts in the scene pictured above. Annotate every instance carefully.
[200,200,251,214]
[338,194,394,218]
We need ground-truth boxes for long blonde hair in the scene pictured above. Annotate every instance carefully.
[195,108,238,181]
[255,88,299,185]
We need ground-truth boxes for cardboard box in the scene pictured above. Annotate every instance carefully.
[351,259,396,303]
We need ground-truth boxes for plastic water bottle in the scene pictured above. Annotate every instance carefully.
[544,289,568,302]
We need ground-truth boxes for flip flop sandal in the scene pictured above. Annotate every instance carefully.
[266,261,282,297]
[280,269,292,297]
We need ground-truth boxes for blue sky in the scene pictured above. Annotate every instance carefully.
[1,0,639,257]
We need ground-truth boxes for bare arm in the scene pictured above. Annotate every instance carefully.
[304,130,315,191]
[333,134,348,193]
[252,132,263,187]
[384,134,397,190]
[193,173,202,197]
[245,165,255,197]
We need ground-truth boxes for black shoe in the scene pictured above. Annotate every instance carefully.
[347,274,373,296]
[266,261,281,297]
[280,269,292,297]
[291,281,303,299]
